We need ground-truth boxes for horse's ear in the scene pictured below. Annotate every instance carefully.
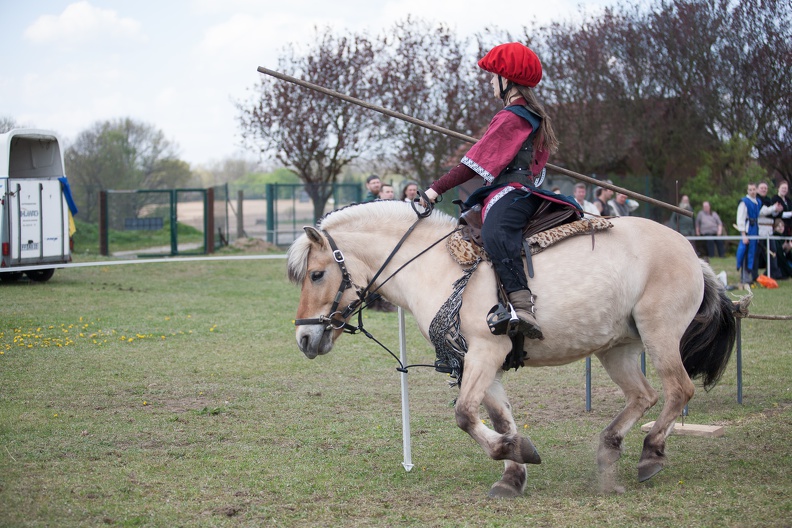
[303,226,325,248]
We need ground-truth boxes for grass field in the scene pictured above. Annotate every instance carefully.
[1,254,790,527]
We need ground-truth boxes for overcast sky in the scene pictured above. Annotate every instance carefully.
[0,0,614,168]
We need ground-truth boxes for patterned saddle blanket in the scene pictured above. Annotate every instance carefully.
[447,216,613,266]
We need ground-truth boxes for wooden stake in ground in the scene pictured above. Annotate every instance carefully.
[641,421,725,438]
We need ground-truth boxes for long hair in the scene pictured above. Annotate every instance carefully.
[514,85,559,155]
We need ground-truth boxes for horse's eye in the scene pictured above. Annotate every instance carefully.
[310,271,325,282]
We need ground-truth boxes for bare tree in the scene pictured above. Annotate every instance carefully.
[533,10,634,175]
[0,116,19,134]
[237,27,378,221]
[375,18,498,189]
[717,0,792,183]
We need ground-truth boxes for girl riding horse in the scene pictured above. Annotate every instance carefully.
[423,42,580,340]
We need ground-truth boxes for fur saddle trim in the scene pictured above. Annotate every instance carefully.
[447,216,613,266]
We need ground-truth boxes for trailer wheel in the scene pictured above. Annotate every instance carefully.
[26,269,55,282]
[0,272,24,283]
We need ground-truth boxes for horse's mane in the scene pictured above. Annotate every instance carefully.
[287,200,456,284]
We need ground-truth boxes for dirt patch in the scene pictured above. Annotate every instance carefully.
[228,237,278,253]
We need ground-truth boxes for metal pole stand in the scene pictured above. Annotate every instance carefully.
[398,307,414,471]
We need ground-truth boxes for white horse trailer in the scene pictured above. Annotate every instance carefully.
[0,129,73,282]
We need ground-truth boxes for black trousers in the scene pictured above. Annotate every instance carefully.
[481,189,542,293]
[703,237,726,258]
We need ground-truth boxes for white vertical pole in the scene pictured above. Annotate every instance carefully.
[398,307,414,471]
[767,234,772,277]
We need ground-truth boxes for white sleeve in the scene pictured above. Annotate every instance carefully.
[627,199,640,212]
[736,201,747,232]
[759,203,776,217]
[583,201,600,217]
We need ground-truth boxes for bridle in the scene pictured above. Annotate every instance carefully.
[292,228,366,333]
[293,193,462,369]
[294,191,443,333]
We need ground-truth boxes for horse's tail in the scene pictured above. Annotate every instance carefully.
[679,262,740,391]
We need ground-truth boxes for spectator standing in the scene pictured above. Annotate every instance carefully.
[608,192,639,217]
[756,182,776,237]
[695,201,725,258]
[379,183,395,200]
[594,183,614,216]
[771,181,792,235]
[401,181,419,202]
[363,174,381,202]
[572,183,599,217]
[754,181,782,276]
[736,182,761,287]
[667,195,695,235]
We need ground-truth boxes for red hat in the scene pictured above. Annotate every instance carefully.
[478,43,542,87]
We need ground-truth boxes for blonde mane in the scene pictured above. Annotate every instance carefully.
[287,200,456,284]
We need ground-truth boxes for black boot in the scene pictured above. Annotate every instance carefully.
[507,289,543,340]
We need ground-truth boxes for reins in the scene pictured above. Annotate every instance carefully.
[295,192,463,373]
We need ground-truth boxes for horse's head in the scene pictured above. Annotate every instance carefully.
[287,226,359,359]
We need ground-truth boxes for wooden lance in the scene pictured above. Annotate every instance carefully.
[256,66,693,218]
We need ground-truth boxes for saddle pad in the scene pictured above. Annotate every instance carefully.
[447,216,613,266]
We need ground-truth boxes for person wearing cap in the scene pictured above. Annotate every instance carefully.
[423,42,581,340]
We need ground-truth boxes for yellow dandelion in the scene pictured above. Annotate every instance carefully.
[143,401,148,406]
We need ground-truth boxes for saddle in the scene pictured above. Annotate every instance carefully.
[447,201,613,267]
[435,200,613,375]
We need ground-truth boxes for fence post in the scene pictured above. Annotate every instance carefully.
[585,357,591,412]
[169,190,178,255]
[99,191,108,256]
[266,184,275,244]
[206,187,215,254]
[237,190,244,239]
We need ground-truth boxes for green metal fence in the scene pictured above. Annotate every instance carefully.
[262,183,362,245]
[99,184,229,256]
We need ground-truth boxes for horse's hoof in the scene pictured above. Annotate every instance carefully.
[520,437,541,465]
[599,473,626,494]
[488,481,523,499]
[637,461,664,482]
